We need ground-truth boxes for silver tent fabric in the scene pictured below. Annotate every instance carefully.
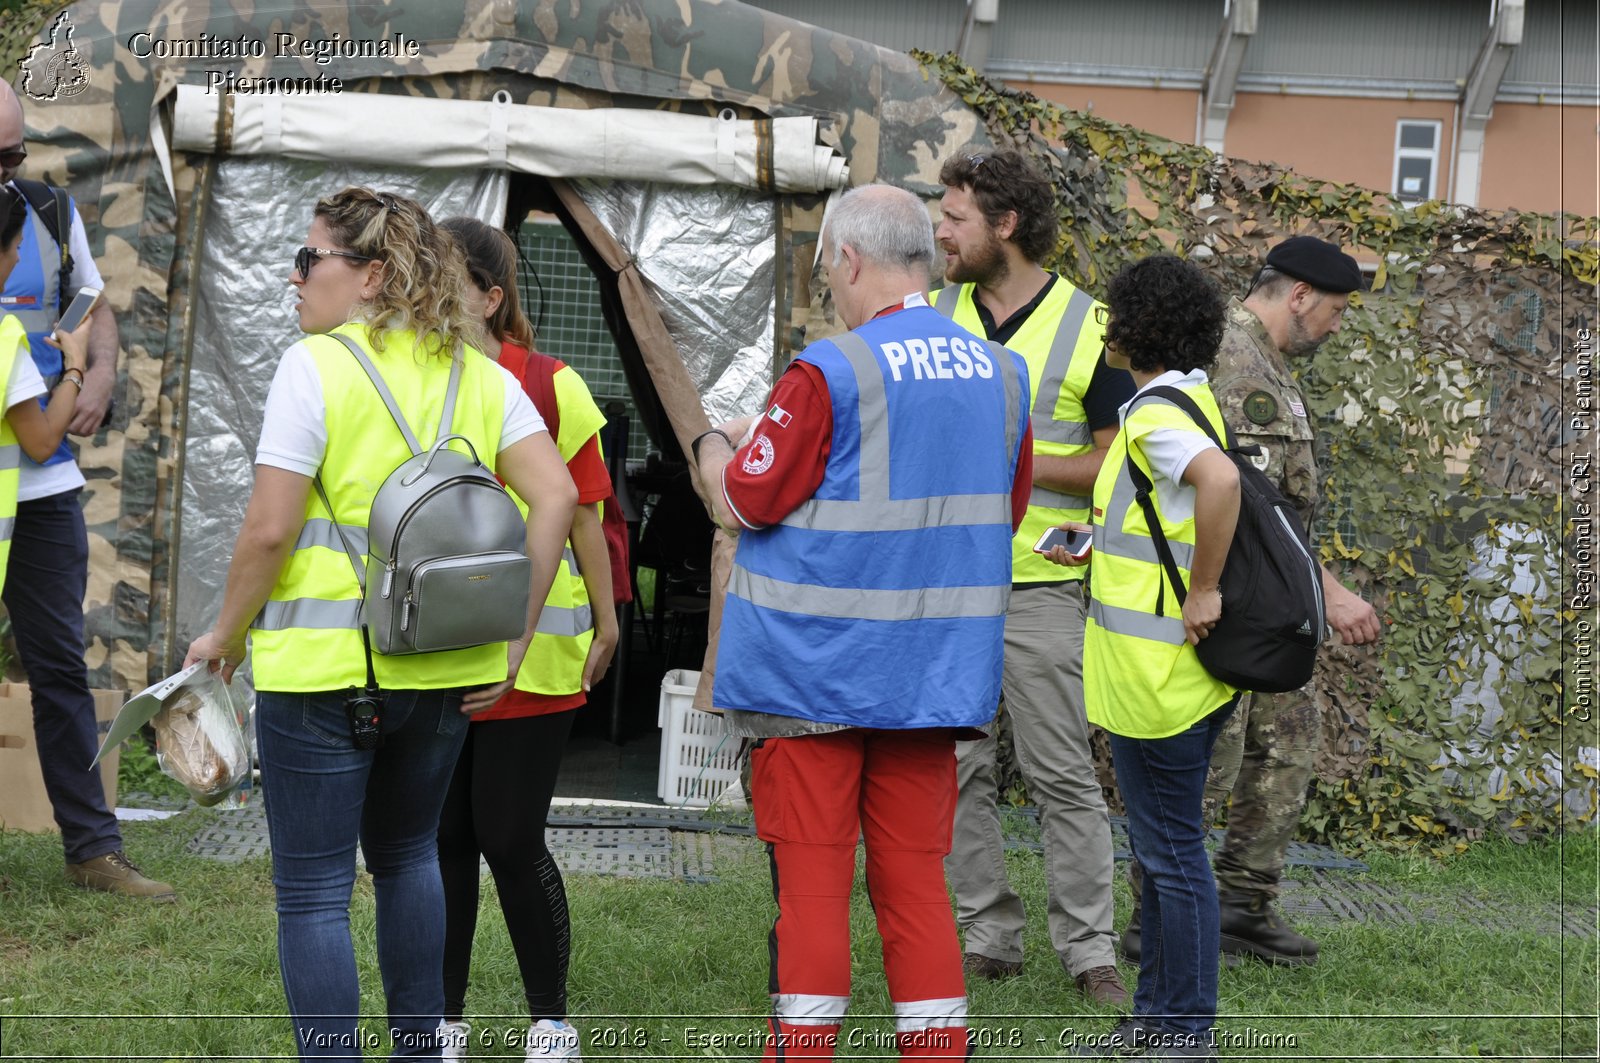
[573,178,778,426]
[176,158,506,690]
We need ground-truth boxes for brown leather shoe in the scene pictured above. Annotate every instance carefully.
[1074,964,1130,1006]
[962,952,1022,980]
[65,851,177,901]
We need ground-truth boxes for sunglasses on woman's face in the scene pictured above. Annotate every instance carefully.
[0,145,26,170]
[294,246,373,279]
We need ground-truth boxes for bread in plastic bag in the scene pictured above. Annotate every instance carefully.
[151,667,251,806]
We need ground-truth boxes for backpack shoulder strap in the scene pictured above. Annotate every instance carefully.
[12,179,62,244]
[497,341,528,382]
[312,476,368,593]
[1122,435,1189,615]
[527,350,562,444]
[13,179,73,315]
[329,332,425,455]
[499,342,563,445]
[1139,384,1232,449]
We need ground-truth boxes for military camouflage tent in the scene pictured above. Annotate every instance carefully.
[8,0,992,691]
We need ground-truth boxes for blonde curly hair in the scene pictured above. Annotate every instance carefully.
[313,186,485,358]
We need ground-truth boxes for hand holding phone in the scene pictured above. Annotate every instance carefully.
[1034,525,1093,564]
[55,286,101,337]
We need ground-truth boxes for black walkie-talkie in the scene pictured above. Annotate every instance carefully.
[344,626,385,750]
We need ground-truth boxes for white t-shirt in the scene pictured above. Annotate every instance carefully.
[1120,369,1220,524]
[255,340,546,477]
[11,193,103,501]
[5,332,47,415]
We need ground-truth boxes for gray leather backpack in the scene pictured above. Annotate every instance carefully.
[314,333,531,656]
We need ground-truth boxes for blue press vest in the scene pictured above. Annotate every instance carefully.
[713,304,1029,729]
[1,198,70,467]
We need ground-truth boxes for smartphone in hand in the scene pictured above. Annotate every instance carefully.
[55,286,102,336]
[1034,525,1092,560]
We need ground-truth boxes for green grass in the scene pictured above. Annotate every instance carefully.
[0,815,1595,1060]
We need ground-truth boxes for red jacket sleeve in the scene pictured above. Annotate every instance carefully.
[720,362,832,530]
[1011,423,1034,533]
[565,435,612,505]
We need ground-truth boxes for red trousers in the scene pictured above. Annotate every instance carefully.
[751,729,969,1061]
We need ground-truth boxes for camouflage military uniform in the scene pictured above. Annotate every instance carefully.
[1206,297,1323,899]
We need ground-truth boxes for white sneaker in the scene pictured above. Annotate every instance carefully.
[439,1019,471,1061]
[524,1019,581,1061]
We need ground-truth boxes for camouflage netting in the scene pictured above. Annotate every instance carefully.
[917,51,1598,852]
[0,0,1592,850]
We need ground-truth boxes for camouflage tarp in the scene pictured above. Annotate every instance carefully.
[2,0,991,691]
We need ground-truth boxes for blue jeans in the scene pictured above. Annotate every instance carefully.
[0,488,121,863]
[258,687,470,1062]
[1109,698,1238,1040]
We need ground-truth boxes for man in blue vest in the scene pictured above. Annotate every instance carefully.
[694,183,1032,1061]
[0,82,166,899]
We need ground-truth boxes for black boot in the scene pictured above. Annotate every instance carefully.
[1218,890,1318,966]
[1119,906,1141,963]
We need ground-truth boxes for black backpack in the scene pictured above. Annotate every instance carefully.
[12,178,74,317]
[1123,385,1325,693]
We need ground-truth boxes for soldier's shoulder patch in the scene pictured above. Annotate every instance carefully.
[1243,391,1278,425]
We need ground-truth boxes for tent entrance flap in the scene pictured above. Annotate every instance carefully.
[170,86,849,194]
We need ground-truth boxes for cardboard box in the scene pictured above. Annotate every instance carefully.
[0,683,124,832]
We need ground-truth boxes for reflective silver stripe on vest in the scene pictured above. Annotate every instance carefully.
[1029,485,1091,511]
[1088,596,1187,645]
[817,330,1021,522]
[782,492,1008,533]
[0,443,19,470]
[933,286,961,316]
[563,546,580,577]
[294,518,369,558]
[254,597,362,631]
[1030,286,1096,447]
[535,602,593,637]
[6,207,60,335]
[1093,390,1204,570]
[0,516,13,540]
[830,331,892,502]
[996,336,1023,468]
[731,563,1007,621]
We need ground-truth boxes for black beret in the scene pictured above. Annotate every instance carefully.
[1266,236,1363,294]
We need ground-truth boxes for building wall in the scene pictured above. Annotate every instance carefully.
[740,0,1595,217]
[1010,81,1198,144]
[1478,101,1600,217]
[1226,94,1458,200]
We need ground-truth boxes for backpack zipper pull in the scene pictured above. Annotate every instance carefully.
[401,593,412,632]
[381,564,395,600]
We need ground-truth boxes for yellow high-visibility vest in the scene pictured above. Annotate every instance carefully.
[0,316,26,588]
[509,363,606,696]
[250,323,511,692]
[932,279,1107,583]
[1084,379,1238,738]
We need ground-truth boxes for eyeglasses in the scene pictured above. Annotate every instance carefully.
[295,246,373,278]
[0,145,26,170]
[968,153,988,169]
[1094,305,1109,326]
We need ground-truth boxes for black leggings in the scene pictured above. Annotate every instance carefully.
[439,709,577,1022]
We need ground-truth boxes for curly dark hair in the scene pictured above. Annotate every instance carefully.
[939,149,1059,264]
[1103,255,1225,374]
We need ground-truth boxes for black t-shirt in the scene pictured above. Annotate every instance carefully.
[972,275,1135,433]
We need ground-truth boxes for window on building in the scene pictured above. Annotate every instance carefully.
[1392,120,1442,205]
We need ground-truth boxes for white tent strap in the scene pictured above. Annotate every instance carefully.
[171,85,849,194]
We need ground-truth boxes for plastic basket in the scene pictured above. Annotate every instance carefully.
[657,669,741,808]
